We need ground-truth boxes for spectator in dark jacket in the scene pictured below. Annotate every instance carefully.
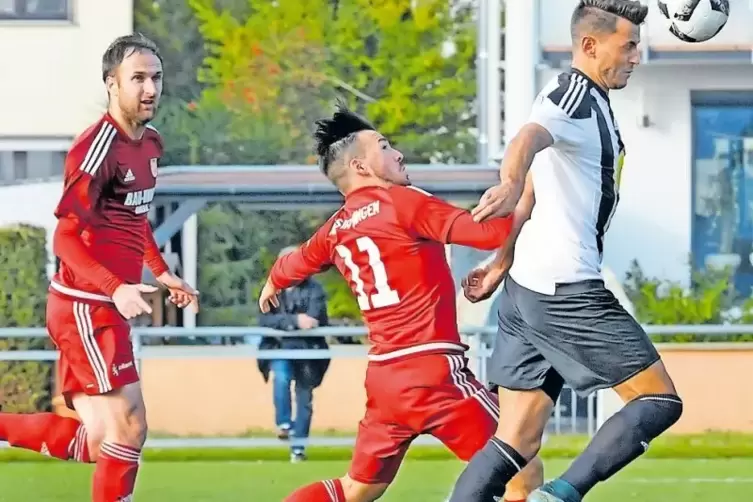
[258,246,330,463]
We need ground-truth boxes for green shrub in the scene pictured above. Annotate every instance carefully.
[0,225,53,412]
[623,259,753,343]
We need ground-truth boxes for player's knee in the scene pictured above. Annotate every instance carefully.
[494,427,543,461]
[340,476,388,502]
[101,389,148,448]
[124,404,148,448]
[85,421,106,461]
[633,393,683,438]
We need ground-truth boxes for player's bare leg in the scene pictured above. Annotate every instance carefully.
[449,387,554,502]
[531,361,681,502]
[70,394,108,461]
[87,381,148,502]
[505,457,544,502]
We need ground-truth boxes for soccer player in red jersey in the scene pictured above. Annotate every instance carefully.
[259,105,543,502]
[0,34,198,502]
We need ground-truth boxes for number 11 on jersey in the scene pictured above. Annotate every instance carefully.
[335,236,400,311]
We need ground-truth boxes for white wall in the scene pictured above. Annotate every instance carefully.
[0,182,63,277]
[0,0,134,138]
[606,64,753,284]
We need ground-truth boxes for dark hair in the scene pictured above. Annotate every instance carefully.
[102,33,162,82]
[571,0,648,39]
[313,102,376,177]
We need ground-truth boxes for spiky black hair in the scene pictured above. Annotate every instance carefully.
[313,102,376,176]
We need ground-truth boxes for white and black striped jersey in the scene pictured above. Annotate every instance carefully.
[508,69,626,295]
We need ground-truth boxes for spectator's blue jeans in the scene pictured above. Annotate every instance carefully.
[270,360,313,447]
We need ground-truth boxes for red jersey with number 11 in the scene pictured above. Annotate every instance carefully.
[270,184,512,361]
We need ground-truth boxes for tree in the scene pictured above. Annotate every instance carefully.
[189,0,478,164]
[326,0,478,163]
[136,0,480,327]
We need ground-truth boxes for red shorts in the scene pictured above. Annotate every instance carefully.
[47,293,139,407]
[349,352,499,484]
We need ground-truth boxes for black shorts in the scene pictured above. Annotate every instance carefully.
[488,276,661,398]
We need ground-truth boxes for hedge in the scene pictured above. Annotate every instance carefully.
[0,225,52,412]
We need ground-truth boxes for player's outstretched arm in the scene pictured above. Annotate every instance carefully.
[471,123,552,222]
[397,185,511,251]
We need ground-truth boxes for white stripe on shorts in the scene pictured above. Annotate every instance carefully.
[72,301,111,393]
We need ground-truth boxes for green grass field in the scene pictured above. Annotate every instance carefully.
[1,434,751,501]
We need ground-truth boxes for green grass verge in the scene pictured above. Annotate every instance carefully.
[2,432,752,462]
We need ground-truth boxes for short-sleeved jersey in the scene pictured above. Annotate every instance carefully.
[270,184,511,361]
[510,69,626,295]
[52,114,163,301]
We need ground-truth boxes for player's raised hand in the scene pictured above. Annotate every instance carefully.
[461,266,506,303]
[259,278,281,314]
[156,272,200,313]
[471,180,524,222]
[112,283,158,319]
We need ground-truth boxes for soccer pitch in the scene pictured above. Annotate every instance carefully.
[0,453,752,501]
[0,458,751,501]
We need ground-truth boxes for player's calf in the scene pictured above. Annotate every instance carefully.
[0,412,93,462]
[91,382,148,502]
[546,361,683,499]
[555,392,683,498]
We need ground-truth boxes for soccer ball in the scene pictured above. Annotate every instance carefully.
[657,0,730,43]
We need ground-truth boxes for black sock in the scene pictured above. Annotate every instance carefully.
[561,393,683,495]
[449,437,528,502]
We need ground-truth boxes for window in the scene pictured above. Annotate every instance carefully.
[692,91,753,294]
[0,149,65,181]
[12,151,27,179]
[0,0,70,20]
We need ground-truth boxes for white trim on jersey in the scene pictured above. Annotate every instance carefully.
[367,342,466,361]
[557,73,588,117]
[79,122,117,176]
[51,281,113,303]
[405,185,434,197]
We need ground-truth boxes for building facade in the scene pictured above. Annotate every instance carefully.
[506,0,753,288]
[0,0,133,182]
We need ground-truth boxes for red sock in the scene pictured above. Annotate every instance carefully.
[0,412,90,462]
[92,442,141,502]
[284,479,345,502]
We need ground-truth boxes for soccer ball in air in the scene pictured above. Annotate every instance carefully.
[657,0,730,43]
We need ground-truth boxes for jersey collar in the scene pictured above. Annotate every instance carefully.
[570,68,609,102]
[103,112,144,145]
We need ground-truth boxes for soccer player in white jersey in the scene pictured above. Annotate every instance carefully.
[448,1,683,501]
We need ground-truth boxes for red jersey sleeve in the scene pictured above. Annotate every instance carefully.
[269,220,333,290]
[52,125,123,296]
[392,185,511,250]
[144,221,170,277]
